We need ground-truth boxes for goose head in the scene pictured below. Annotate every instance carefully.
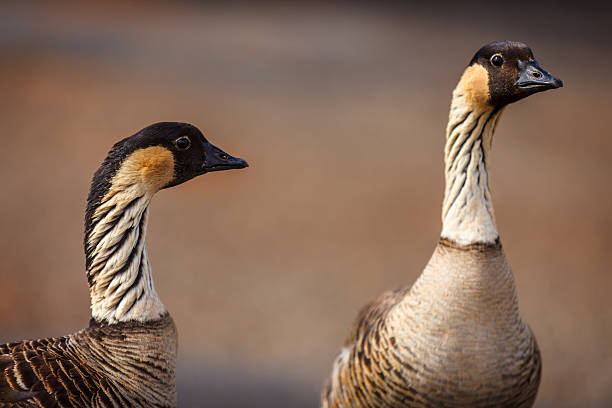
[86,121,248,221]
[456,40,563,108]
[92,122,248,194]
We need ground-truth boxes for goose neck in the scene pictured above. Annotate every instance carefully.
[440,91,505,246]
[85,185,166,324]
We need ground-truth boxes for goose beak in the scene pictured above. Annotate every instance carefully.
[515,60,563,92]
[202,143,249,173]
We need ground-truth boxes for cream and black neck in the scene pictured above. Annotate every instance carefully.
[86,189,165,324]
[441,66,505,246]
[439,42,563,247]
[85,146,174,324]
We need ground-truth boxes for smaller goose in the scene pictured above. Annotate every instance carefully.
[0,122,247,407]
[321,41,562,408]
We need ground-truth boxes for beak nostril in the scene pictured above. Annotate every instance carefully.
[219,154,229,160]
[532,71,542,79]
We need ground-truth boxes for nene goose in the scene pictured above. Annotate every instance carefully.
[0,122,247,407]
[321,41,562,408]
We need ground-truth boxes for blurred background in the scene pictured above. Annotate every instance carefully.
[0,1,610,407]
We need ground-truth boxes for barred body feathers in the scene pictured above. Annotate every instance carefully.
[0,316,177,408]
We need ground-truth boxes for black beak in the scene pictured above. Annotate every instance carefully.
[515,60,563,92]
[202,142,248,173]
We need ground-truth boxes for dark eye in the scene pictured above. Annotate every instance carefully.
[490,54,503,67]
[175,136,191,150]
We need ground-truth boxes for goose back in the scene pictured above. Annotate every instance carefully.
[0,314,177,408]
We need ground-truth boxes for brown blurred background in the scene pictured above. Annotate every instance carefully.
[1,1,611,407]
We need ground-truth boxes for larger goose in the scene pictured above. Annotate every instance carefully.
[0,122,247,407]
[321,41,562,408]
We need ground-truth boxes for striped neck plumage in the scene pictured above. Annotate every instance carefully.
[86,187,166,324]
[440,88,505,246]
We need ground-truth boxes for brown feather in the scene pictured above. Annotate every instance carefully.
[0,315,176,408]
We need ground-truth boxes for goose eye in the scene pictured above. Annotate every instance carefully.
[490,54,503,67]
[175,136,191,150]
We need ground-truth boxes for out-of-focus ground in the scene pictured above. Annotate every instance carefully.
[0,2,610,407]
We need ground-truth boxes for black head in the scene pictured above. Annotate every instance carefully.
[100,122,247,188]
[467,41,563,107]
[86,122,247,227]
[131,122,249,188]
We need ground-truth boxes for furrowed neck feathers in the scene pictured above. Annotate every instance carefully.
[84,146,174,324]
[441,64,505,246]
